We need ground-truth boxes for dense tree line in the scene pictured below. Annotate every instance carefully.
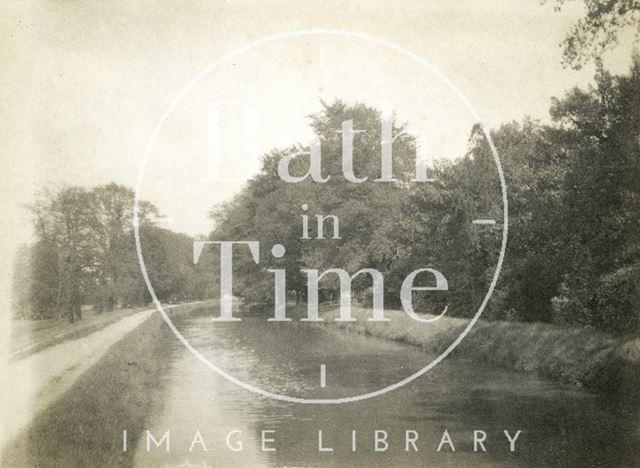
[13,3,639,333]
[211,60,639,334]
[13,184,213,322]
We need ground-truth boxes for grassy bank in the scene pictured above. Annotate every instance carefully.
[1,302,206,468]
[320,307,640,399]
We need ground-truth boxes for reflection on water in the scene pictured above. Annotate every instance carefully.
[134,310,639,467]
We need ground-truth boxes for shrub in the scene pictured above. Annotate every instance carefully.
[551,280,591,326]
[590,266,639,334]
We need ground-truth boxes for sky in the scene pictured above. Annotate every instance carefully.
[0,0,635,315]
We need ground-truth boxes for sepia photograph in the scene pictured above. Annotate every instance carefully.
[0,1,639,467]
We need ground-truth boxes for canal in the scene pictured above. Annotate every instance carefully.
[133,307,639,467]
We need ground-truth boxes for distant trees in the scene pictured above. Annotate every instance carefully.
[11,244,34,319]
[14,184,212,321]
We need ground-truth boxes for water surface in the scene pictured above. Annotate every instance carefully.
[134,310,639,467]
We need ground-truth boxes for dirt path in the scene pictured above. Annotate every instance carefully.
[0,308,156,449]
[9,307,149,359]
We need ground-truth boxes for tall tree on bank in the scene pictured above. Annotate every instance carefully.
[210,101,420,308]
[31,187,96,322]
[90,184,157,311]
[550,58,640,332]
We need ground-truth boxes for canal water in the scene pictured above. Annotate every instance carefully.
[134,309,639,467]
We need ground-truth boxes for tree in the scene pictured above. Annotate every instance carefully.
[89,184,157,311]
[11,244,34,319]
[31,187,97,322]
[549,58,640,331]
[549,0,640,69]
[25,184,169,320]
[210,101,420,309]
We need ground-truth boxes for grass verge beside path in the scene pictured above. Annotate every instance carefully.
[1,304,201,468]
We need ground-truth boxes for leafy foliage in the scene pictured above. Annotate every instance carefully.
[210,62,639,334]
[15,184,213,321]
[549,0,640,69]
[13,62,640,335]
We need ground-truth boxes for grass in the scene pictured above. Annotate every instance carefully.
[1,308,188,467]
[320,306,640,399]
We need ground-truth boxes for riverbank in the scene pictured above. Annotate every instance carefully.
[319,307,640,399]
[4,301,638,467]
[1,302,210,467]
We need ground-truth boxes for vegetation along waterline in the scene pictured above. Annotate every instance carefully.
[316,306,640,400]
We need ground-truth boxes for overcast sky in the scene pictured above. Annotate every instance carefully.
[0,0,634,274]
